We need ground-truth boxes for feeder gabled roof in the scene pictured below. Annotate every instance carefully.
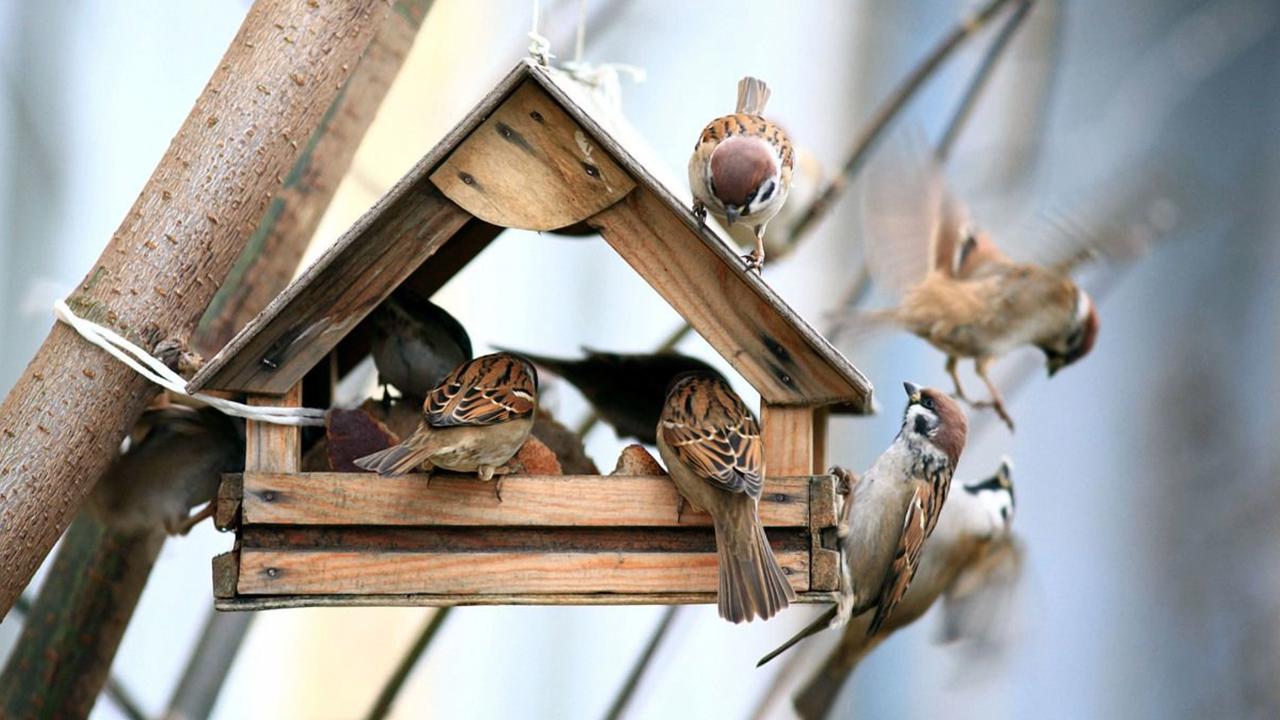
[188,60,874,413]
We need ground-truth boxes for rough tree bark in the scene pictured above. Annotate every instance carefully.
[0,1,431,716]
[0,0,392,617]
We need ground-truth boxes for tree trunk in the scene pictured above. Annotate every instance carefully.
[0,0,392,617]
[0,514,164,718]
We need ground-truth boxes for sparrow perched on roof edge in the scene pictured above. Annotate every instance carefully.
[89,406,245,535]
[787,458,1019,720]
[498,346,723,445]
[689,76,794,272]
[354,353,538,496]
[369,290,473,401]
[757,382,967,663]
[657,372,795,623]
[850,137,1104,430]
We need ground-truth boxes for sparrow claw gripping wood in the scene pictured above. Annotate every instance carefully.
[786,459,1021,720]
[758,383,969,667]
[354,353,539,487]
[689,77,793,271]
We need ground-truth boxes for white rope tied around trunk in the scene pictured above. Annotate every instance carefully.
[53,299,326,426]
[528,0,554,65]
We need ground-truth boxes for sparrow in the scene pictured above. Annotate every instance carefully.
[721,145,824,263]
[497,346,722,445]
[656,372,795,623]
[851,138,1104,430]
[89,406,245,535]
[369,289,472,400]
[782,459,1020,720]
[689,76,794,272]
[354,353,538,493]
[757,382,968,662]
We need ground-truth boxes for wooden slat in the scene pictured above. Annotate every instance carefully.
[187,189,471,394]
[187,63,536,394]
[590,187,867,409]
[809,476,842,592]
[216,591,841,611]
[212,551,239,600]
[239,473,812,527]
[245,386,302,472]
[430,81,635,231]
[237,549,809,596]
[215,474,243,531]
[760,404,814,477]
[812,406,830,474]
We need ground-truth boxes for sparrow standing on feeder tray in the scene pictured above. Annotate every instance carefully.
[759,382,967,660]
[354,353,538,498]
[689,76,794,272]
[846,139,1109,430]
[656,372,795,623]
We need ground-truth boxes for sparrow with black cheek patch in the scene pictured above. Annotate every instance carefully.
[89,406,245,536]
[785,458,1019,720]
[354,353,538,497]
[657,372,795,623]
[497,347,723,445]
[758,382,967,662]
[852,140,1103,430]
[368,290,473,401]
[689,76,794,272]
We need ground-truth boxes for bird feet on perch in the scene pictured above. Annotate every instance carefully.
[741,251,764,274]
[692,200,707,226]
[170,501,215,536]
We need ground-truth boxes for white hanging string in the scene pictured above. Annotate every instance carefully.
[555,0,646,112]
[528,0,553,65]
[53,300,326,426]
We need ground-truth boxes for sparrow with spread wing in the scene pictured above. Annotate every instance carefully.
[354,353,538,493]
[498,347,722,445]
[657,372,795,623]
[852,138,1107,430]
[785,458,1019,720]
[689,76,794,272]
[758,382,967,662]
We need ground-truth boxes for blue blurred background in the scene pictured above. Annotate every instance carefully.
[1,1,1277,718]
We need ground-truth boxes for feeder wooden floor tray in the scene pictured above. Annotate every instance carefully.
[213,472,843,610]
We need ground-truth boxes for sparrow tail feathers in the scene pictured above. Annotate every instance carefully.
[736,77,771,115]
[717,502,794,623]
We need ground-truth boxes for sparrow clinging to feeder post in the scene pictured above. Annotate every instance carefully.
[783,459,1020,720]
[759,382,968,662]
[656,372,795,623]
[354,353,538,499]
[689,76,794,272]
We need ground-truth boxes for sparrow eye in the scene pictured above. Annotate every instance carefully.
[921,396,936,411]
[759,180,775,203]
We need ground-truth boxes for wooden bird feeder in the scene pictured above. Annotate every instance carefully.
[193,60,875,611]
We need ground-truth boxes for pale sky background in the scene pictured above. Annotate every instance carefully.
[1,1,1278,718]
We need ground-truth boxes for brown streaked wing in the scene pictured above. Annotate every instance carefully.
[661,378,764,498]
[424,354,536,428]
[867,482,932,636]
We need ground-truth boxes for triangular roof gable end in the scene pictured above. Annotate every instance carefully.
[188,61,873,414]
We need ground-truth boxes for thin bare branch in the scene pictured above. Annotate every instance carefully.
[602,606,681,720]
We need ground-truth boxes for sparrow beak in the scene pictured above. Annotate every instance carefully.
[903,381,922,404]
[1046,359,1063,378]
[725,207,740,226]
